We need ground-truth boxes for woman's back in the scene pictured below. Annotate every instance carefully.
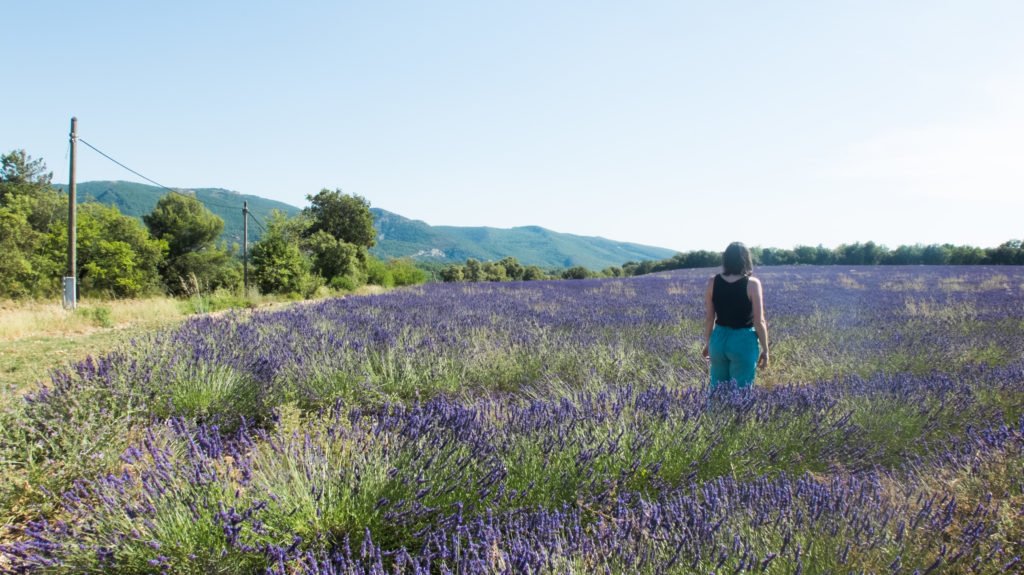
[712,274,753,328]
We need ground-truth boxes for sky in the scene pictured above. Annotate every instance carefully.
[4,1,1023,253]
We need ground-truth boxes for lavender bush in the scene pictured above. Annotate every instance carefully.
[2,266,1022,573]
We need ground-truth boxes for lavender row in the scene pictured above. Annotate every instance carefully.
[32,266,1024,425]
[4,373,1022,572]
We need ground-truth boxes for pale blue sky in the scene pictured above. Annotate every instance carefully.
[4,1,1023,252]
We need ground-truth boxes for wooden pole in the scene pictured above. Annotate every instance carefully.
[243,201,249,297]
[64,117,78,309]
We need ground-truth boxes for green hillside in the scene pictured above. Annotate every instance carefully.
[61,181,677,269]
[372,209,677,269]
[56,181,301,245]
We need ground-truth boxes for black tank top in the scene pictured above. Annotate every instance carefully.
[713,275,753,328]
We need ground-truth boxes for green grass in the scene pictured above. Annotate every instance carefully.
[1,332,127,397]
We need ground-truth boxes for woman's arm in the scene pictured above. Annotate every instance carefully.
[748,277,769,368]
[701,276,715,361]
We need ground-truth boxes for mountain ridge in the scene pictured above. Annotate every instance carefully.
[60,181,677,270]
[371,208,677,269]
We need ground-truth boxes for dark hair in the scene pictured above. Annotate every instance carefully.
[722,242,753,276]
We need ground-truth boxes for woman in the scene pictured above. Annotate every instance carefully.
[701,242,769,388]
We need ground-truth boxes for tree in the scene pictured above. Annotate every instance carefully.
[0,150,52,201]
[304,189,376,248]
[388,259,428,286]
[948,245,987,265]
[0,151,65,298]
[45,203,167,298]
[989,240,1024,265]
[251,211,318,296]
[0,203,61,297]
[144,193,239,294]
[482,262,507,282]
[170,249,243,294]
[144,193,224,258]
[887,244,923,265]
[497,257,524,281]
[439,264,464,282]
[562,266,591,279]
[464,259,483,282]
[367,257,428,287]
[305,230,365,287]
[522,265,546,281]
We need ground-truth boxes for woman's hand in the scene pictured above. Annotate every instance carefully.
[758,350,769,369]
[701,344,710,363]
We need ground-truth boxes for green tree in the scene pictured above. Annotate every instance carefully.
[522,265,546,281]
[439,264,464,282]
[562,266,591,279]
[497,257,524,281]
[144,193,223,257]
[836,241,887,265]
[0,150,52,200]
[45,204,166,298]
[920,244,950,265]
[887,244,923,265]
[948,245,987,265]
[0,202,61,297]
[482,262,507,282]
[988,240,1024,265]
[0,151,66,298]
[386,258,428,286]
[365,255,394,288]
[144,193,239,294]
[251,211,318,296]
[305,230,365,287]
[363,255,428,288]
[464,258,483,282]
[304,189,376,248]
[170,249,243,294]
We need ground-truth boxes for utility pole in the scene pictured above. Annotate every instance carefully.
[64,117,78,310]
[243,201,249,297]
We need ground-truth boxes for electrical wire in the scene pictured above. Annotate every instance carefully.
[248,212,268,233]
[78,138,242,212]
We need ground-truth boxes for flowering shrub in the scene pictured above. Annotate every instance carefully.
[2,266,1022,573]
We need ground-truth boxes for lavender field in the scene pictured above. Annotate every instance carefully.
[1,266,1022,574]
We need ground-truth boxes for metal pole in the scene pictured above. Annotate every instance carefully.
[243,201,249,297]
[64,117,78,310]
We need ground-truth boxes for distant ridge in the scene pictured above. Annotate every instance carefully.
[371,208,677,269]
[56,181,301,246]
[61,181,677,269]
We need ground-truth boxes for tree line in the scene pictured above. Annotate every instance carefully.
[435,258,628,282]
[619,240,1024,277]
[436,241,1024,285]
[0,149,426,300]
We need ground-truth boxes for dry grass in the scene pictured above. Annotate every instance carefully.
[0,298,183,341]
[0,289,385,397]
[0,298,187,398]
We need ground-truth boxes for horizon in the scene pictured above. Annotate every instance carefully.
[5,2,1023,252]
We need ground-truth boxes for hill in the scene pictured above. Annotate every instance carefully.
[371,208,677,269]
[61,181,677,269]
[56,181,301,247]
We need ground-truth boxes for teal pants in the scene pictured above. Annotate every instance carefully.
[709,325,759,388]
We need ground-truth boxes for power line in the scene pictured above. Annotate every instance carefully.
[77,138,240,212]
[248,212,267,233]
